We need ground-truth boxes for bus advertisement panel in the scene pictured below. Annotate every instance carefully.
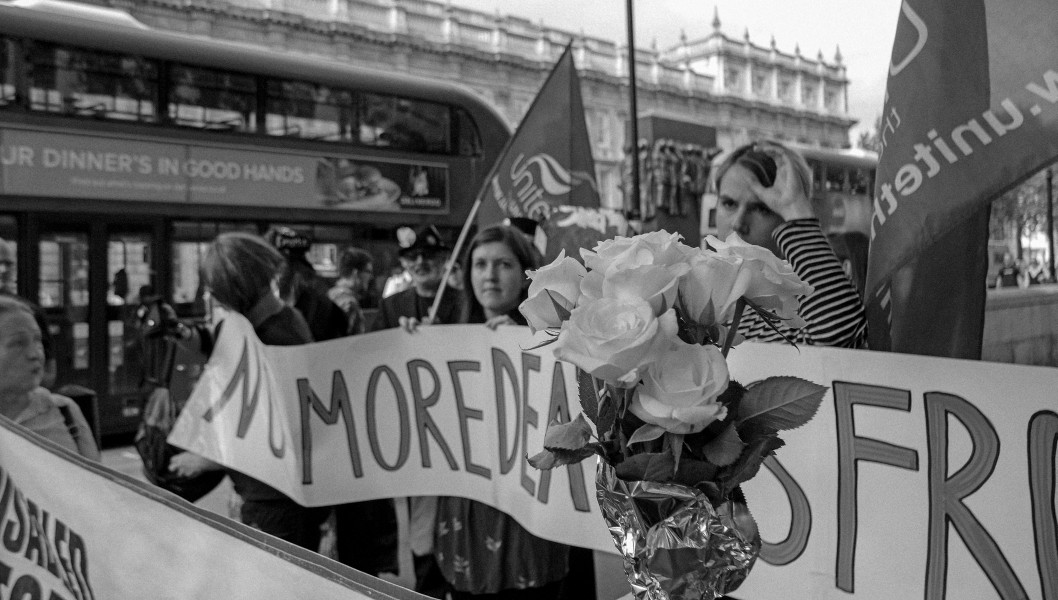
[0,128,450,213]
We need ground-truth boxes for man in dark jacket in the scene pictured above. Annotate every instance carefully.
[375,225,463,330]
[265,226,399,576]
[373,225,462,598]
[266,227,349,342]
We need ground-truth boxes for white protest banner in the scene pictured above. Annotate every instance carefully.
[170,313,1058,599]
[168,313,609,551]
[727,344,1057,600]
[0,417,427,600]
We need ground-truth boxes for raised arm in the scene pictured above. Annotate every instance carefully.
[739,219,868,348]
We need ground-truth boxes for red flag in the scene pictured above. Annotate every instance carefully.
[866,0,1058,357]
[476,44,600,227]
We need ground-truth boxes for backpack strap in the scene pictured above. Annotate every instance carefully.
[57,402,100,460]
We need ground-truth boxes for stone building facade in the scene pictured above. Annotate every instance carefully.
[94,0,856,209]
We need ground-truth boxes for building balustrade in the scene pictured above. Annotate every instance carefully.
[209,0,847,119]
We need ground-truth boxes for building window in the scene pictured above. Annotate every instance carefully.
[825,88,840,111]
[778,78,793,102]
[801,82,817,106]
[752,73,769,97]
[725,67,742,91]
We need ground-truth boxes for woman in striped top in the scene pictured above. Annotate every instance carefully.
[713,140,868,348]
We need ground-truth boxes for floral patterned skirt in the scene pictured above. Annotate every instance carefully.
[434,496,570,595]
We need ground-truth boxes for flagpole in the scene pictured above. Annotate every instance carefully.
[427,197,481,323]
[625,0,641,219]
[426,44,580,323]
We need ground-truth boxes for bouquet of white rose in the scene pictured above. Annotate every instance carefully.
[519,229,827,600]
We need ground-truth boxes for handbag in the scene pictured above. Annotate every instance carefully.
[134,313,224,503]
[135,386,224,502]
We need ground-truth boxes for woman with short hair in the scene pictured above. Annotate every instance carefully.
[0,295,99,459]
[713,140,867,348]
[169,231,325,550]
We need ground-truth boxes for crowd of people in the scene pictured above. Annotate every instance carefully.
[0,140,873,599]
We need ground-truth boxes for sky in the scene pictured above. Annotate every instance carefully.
[453,0,901,144]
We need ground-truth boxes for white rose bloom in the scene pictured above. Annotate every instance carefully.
[678,252,750,325]
[519,250,587,332]
[631,342,729,434]
[601,263,689,316]
[581,230,691,274]
[554,297,677,387]
[705,233,813,323]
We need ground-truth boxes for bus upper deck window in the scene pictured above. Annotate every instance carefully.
[265,80,353,142]
[359,93,450,154]
[454,108,482,157]
[0,38,16,107]
[169,65,256,133]
[25,41,158,121]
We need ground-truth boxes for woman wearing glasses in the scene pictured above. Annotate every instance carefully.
[713,140,867,348]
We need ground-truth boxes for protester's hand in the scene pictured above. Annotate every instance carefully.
[484,315,515,330]
[748,143,814,222]
[169,452,220,478]
[399,316,432,333]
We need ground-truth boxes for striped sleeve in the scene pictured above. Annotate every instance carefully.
[737,219,868,348]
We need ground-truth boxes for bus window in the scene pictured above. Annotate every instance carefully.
[806,158,825,193]
[169,64,256,132]
[0,215,16,292]
[826,164,850,192]
[359,92,450,153]
[0,38,15,106]
[851,167,874,199]
[454,107,483,157]
[170,221,256,317]
[26,41,158,120]
[266,80,354,141]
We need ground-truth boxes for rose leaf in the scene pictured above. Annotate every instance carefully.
[577,368,599,427]
[527,444,599,470]
[542,414,593,451]
[643,452,678,482]
[735,376,827,431]
[628,423,667,446]
[615,452,676,482]
[666,433,684,470]
[715,435,785,497]
[597,392,617,438]
[702,423,745,467]
[673,457,718,488]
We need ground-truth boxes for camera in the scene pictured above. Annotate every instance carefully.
[135,296,185,340]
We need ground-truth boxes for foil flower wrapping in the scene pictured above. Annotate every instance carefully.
[597,463,762,600]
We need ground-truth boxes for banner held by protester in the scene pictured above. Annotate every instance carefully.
[0,417,426,600]
[865,0,1058,357]
[159,312,1058,599]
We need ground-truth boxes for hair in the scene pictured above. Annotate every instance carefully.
[461,224,542,324]
[713,139,813,201]
[201,232,285,314]
[0,294,34,321]
[337,247,373,278]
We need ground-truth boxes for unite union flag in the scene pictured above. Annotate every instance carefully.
[475,43,600,227]
[866,0,1058,357]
